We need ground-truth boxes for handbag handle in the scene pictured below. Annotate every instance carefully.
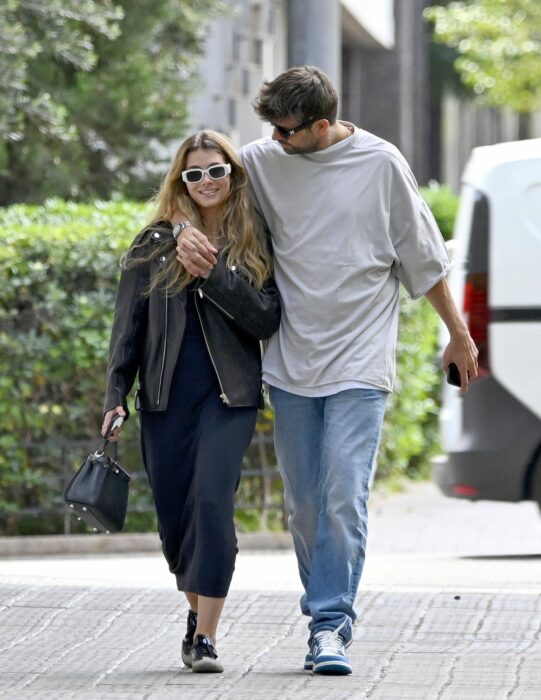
[95,413,123,458]
[94,438,118,460]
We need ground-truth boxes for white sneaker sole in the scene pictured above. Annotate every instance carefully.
[313,658,352,675]
[181,648,192,668]
[191,657,224,673]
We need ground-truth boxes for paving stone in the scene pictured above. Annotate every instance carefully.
[369,684,447,700]
[439,685,509,700]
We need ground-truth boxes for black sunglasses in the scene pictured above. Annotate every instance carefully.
[271,118,317,140]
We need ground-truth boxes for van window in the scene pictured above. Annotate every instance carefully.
[467,191,489,275]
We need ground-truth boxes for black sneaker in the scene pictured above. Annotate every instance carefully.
[181,610,197,667]
[190,634,224,673]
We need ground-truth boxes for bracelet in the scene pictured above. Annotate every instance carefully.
[172,221,193,239]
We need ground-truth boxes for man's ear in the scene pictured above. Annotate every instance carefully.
[314,119,330,136]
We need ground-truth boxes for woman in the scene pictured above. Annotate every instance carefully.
[101,130,280,673]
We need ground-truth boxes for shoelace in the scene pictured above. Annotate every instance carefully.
[193,635,218,659]
[313,620,347,655]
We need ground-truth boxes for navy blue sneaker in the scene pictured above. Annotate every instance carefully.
[181,610,197,667]
[190,634,224,673]
[311,623,352,675]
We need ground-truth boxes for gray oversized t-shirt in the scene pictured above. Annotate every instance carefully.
[240,126,450,396]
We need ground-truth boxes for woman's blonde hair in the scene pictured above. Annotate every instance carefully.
[125,130,272,293]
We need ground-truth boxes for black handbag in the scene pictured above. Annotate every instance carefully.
[64,435,131,534]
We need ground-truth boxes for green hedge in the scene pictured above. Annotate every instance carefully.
[0,188,456,534]
[0,200,152,534]
[420,181,458,241]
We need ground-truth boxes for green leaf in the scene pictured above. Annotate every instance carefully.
[425,0,541,112]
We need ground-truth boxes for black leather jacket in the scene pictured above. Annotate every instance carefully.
[104,223,281,415]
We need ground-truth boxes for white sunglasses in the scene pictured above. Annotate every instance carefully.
[181,163,231,184]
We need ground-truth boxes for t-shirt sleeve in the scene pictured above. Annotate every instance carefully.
[239,143,265,217]
[389,158,451,299]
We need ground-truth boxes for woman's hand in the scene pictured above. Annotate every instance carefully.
[176,226,217,278]
[101,406,126,441]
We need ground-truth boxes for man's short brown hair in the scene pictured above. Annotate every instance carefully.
[253,65,338,125]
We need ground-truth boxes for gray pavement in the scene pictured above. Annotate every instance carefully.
[1,482,541,699]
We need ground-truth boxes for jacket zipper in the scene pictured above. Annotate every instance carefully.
[195,291,230,405]
[198,288,234,320]
[156,292,168,406]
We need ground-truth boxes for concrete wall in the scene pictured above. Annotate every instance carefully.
[342,0,431,184]
[287,0,341,90]
[441,94,541,191]
[188,0,288,146]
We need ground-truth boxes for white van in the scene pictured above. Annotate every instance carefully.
[434,138,541,513]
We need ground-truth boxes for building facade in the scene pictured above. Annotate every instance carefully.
[188,0,397,147]
[189,0,541,189]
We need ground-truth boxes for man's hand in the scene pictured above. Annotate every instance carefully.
[425,278,479,395]
[441,332,479,395]
[176,225,218,278]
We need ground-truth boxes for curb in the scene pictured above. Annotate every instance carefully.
[0,531,293,558]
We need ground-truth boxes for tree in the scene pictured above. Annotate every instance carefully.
[0,1,123,146]
[424,0,541,113]
[0,0,225,204]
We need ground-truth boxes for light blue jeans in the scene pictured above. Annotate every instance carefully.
[269,386,388,645]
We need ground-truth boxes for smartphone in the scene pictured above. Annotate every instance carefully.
[446,362,461,388]
[105,413,124,438]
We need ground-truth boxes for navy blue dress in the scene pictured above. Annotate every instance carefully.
[140,291,257,597]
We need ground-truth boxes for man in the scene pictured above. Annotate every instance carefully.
[176,65,478,676]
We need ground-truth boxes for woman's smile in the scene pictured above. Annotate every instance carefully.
[185,149,231,212]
